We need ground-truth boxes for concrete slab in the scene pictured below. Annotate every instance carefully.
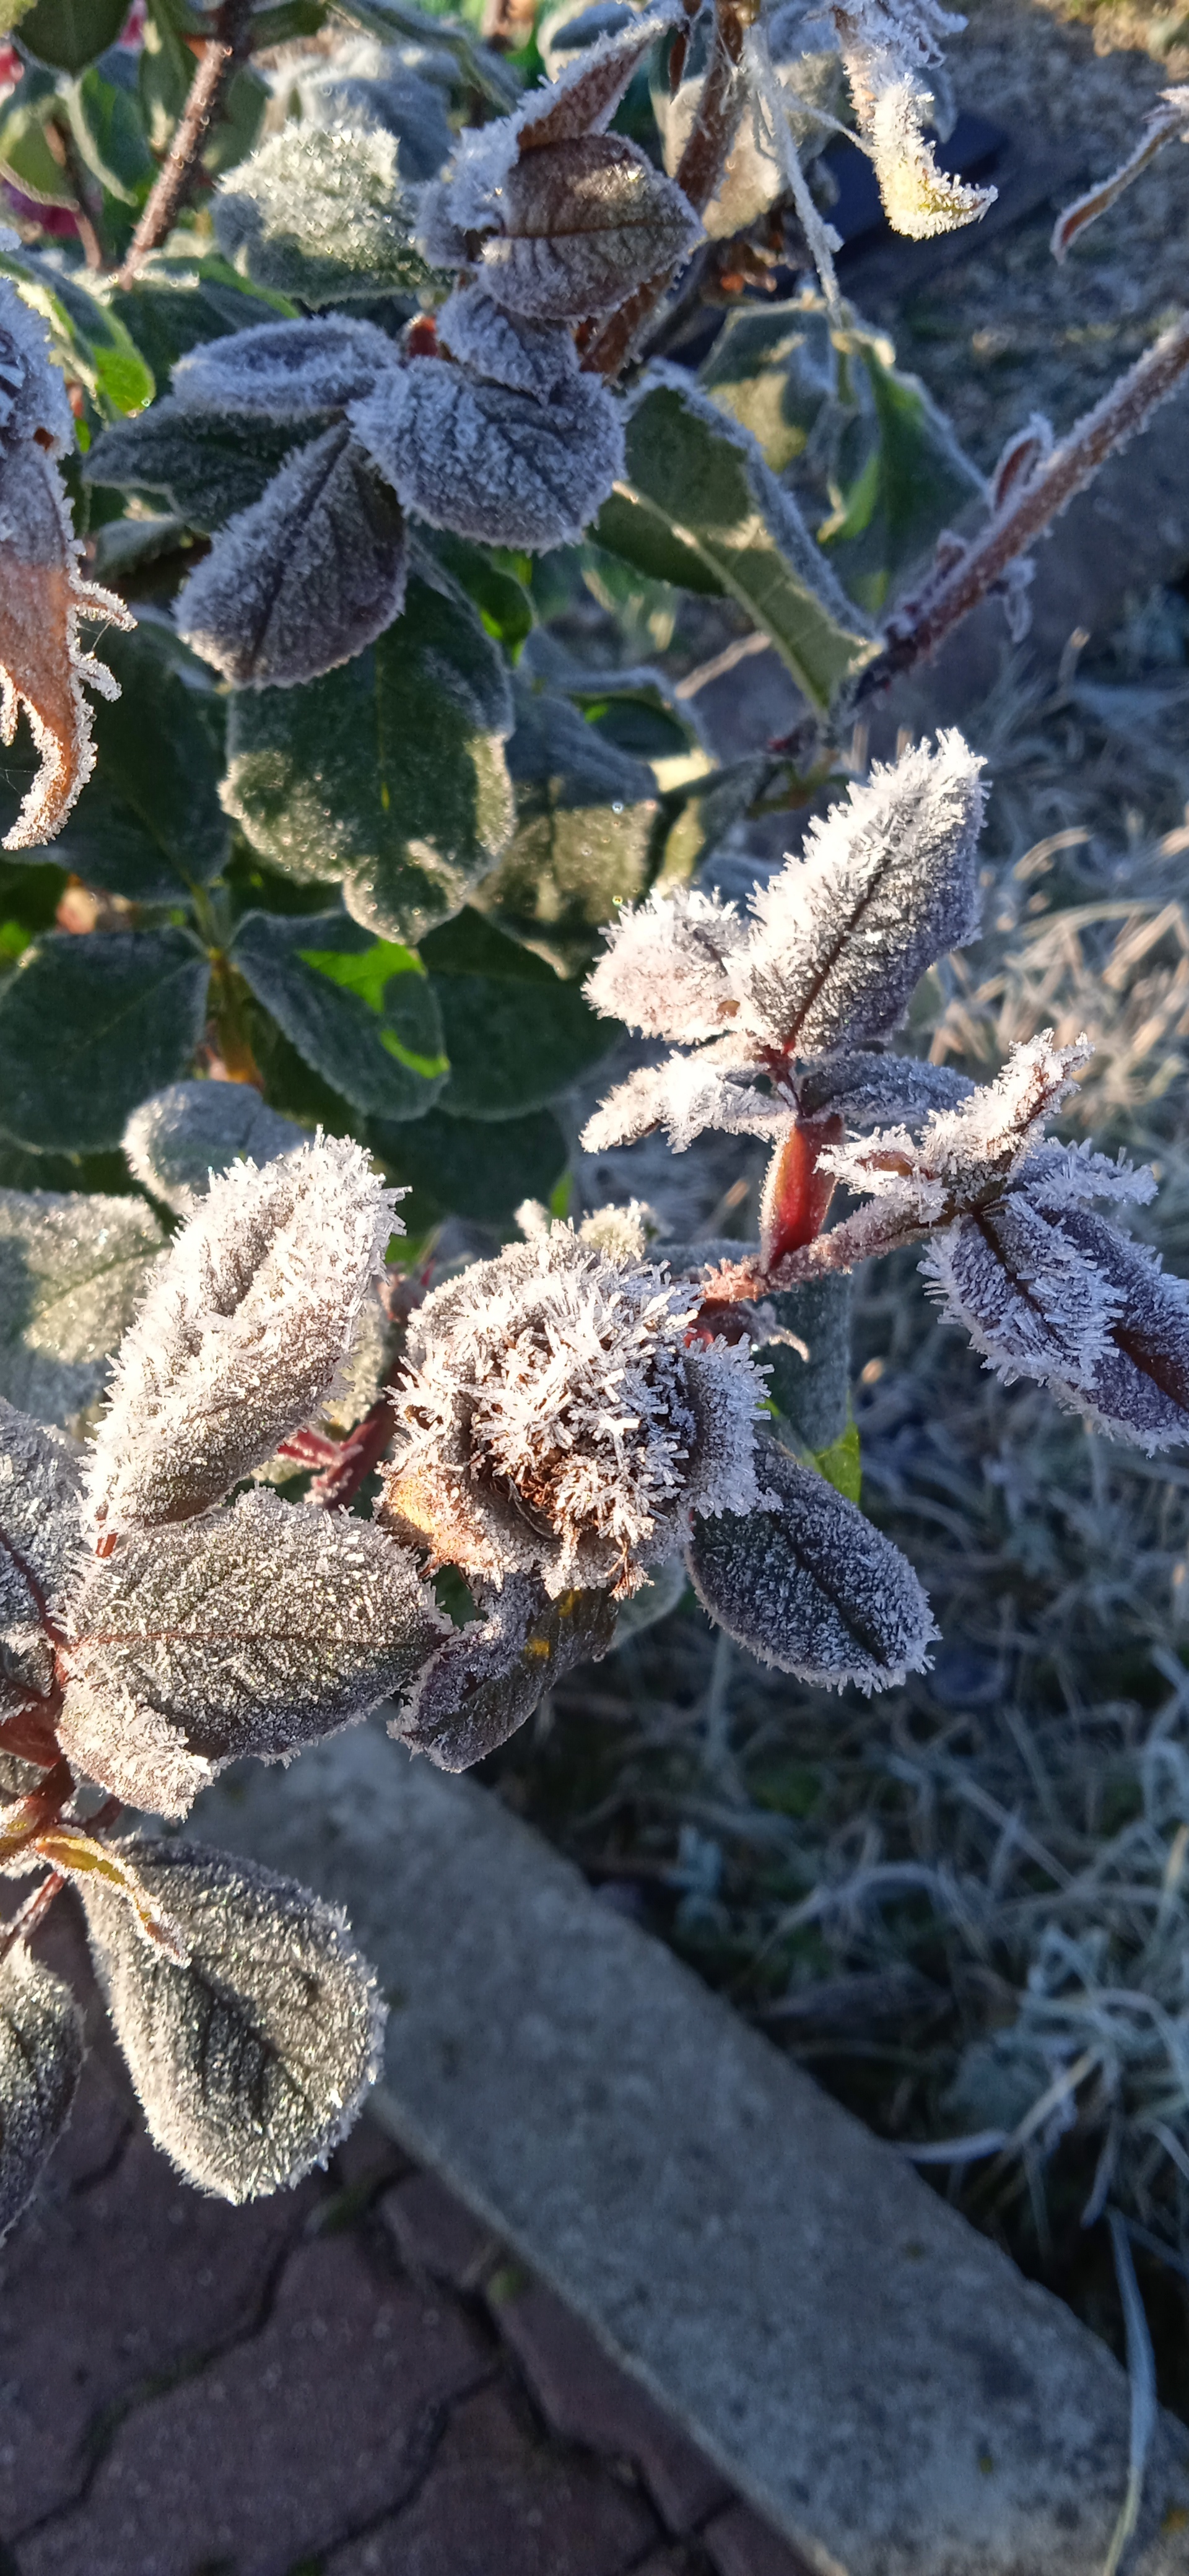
[196,1726,1189,2576]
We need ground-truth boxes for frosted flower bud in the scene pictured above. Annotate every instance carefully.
[585,887,747,1042]
[0,1947,83,2239]
[86,1136,402,1535]
[687,1432,938,1689]
[61,1489,445,1821]
[123,1081,307,1217]
[79,1839,386,2201]
[728,731,986,1053]
[381,1225,766,1598]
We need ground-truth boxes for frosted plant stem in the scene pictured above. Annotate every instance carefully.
[117,0,255,284]
[854,311,1189,705]
[744,25,844,327]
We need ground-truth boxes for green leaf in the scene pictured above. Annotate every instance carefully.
[224,573,514,949]
[249,0,326,41]
[591,487,725,597]
[610,372,874,711]
[0,72,75,206]
[213,123,440,307]
[757,1274,851,1455]
[0,1185,163,1429]
[203,61,267,180]
[0,244,154,419]
[371,1103,567,1224]
[814,1412,861,1505]
[137,0,194,152]
[108,253,298,388]
[422,530,533,658]
[232,908,449,1121]
[334,0,520,108]
[420,905,615,1120]
[473,682,659,977]
[19,0,126,72]
[85,397,314,527]
[699,297,835,478]
[56,618,229,900]
[819,331,985,614]
[0,931,210,1153]
[65,54,155,206]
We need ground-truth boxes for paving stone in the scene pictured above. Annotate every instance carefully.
[703,2502,821,2576]
[329,2111,413,2200]
[0,2069,318,2536]
[380,2169,499,2289]
[323,2382,657,2576]
[17,2234,492,2576]
[495,2280,730,2533]
[197,1726,1189,2576]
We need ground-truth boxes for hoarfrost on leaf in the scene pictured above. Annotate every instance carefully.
[0,1947,83,2240]
[80,1840,386,2200]
[0,1396,81,1643]
[214,125,436,306]
[0,1188,165,1434]
[583,886,748,1042]
[436,286,578,398]
[349,359,624,551]
[394,1573,617,1769]
[475,135,702,322]
[60,1489,445,1819]
[832,0,996,240]
[85,1136,401,1535]
[172,318,399,422]
[177,425,408,689]
[123,1082,307,1217]
[687,1431,938,1688]
[382,1222,766,1598]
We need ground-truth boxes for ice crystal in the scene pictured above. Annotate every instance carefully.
[383,1224,766,1597]
[61,1489,443,1819]
[178,425,407,687]
[0,281,133,851]
[172,317,398,421]
[123,1082,306,1217]
[832,0,996,240]
[584,886,747,1042]
[86,1136,401,1535]
[580,1043,780,1158]
[0,1949,82,2240]
[687,1431,938,1688]
[437,286,578,398]
[348,359,623,551]
[81,1840,385,2200]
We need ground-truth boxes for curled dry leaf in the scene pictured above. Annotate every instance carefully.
[79,1839,386,2200]
[0,1946,83,2240]
[0,281,134,852]
[687,1432,938,1689]
[85,1136,401,1535]
[60,1488,445,1820]
[348,359,624,550]
[178,425,408,689]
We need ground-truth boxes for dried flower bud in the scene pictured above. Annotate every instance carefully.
[382,1224,765,1598]
[123,1082,306,1217]
[61,1489,445,1820]
[80,1839,385,2200]
[0,1946,83,2239]
[687,1432,938,1689]
[86,1136,401,1534]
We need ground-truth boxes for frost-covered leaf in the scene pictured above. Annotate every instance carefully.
[64,54,154,205]
[437,286,577,397]
[580,1044,770,1157]
[420,906,613,1120]
[80,1838,386,2198]
[224,573,513,947]
[0,1188,163,1432]
[122,1081,306,1217]
[86,1136,400,1537]
[349,357,623,551]
[0,281,134,852]
[730,731,986,1052]
[474,684,658,977]
[614,372,874,711]
[370,1103,567,1226]
[0,1947,82,2240]
[472,134,700,323]
[687,1431,937,1688]
[56,620,230,904]
[699,296,836,477]
[85,398,318,533]
[394,1573,617,1768]
[585,885,746,1043]
[0,931,211,1154]
[0,1395,81,1640]
[172,316,398,422]
[61,1492,443,1817]
[518,3,679,146]
[214,124,438,307]
[796,1051,976,1127]
[382,1223,765,1596]
[868,76,996,241]
[232,909,448,1122]
[178,427,407,690]
[301,38,454,185]
[757,1274,852,1453]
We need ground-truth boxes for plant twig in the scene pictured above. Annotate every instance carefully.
[583,0,757,381]
[117,0,255,285]
[853,313,1189,707]
[43,119,107,272]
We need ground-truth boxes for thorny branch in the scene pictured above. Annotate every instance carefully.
[117,0,256,285]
